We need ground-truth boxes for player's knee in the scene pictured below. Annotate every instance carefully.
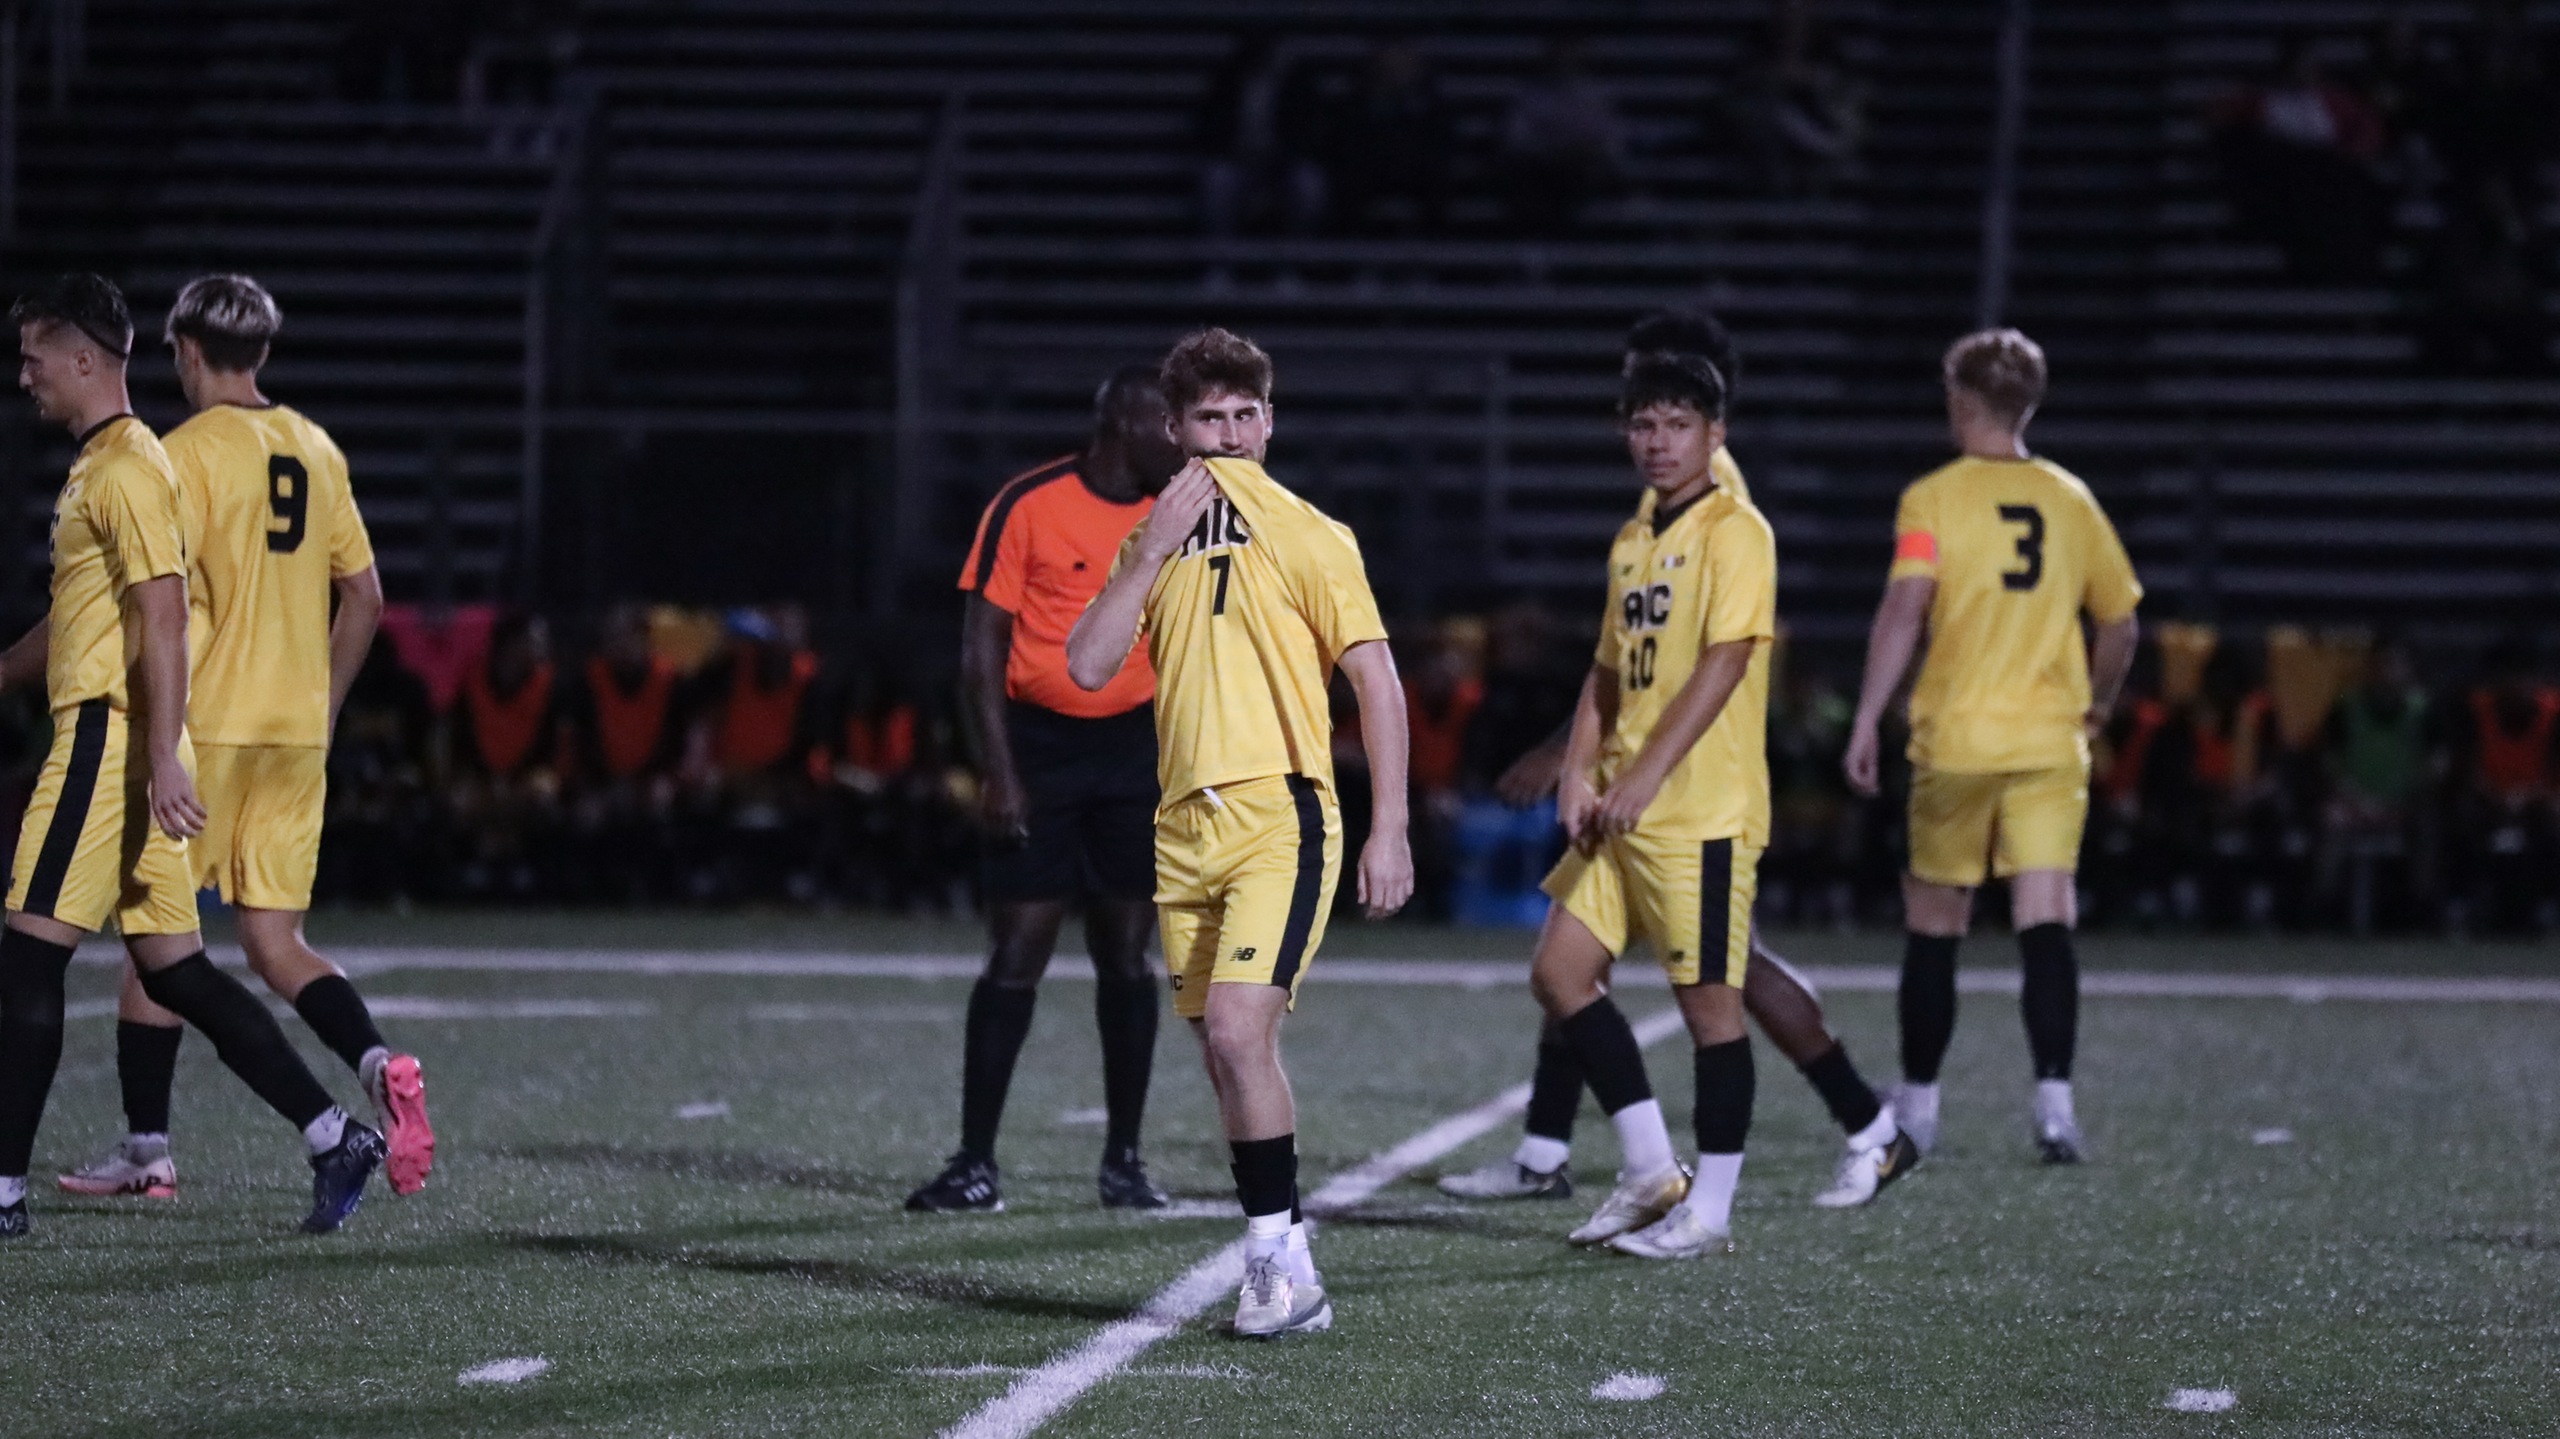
[1199,994,1274,1069]
[1529,964,1598,1017]
[1902,876,1974,936]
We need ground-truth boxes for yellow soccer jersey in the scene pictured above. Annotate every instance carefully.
[1121,457,1387,805]
[45,416,189,712]
[166,404,374,749]
[1888,455,2143,773]
[1590,481,1777,845]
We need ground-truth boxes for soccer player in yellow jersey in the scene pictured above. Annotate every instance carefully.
[1067,328,1412,1338]
[0,274,383,1238]
[57,275,435,1205]
[1523,352,1775,1260]
[1842,329,2141,1164]
[1442,308,1917,1212]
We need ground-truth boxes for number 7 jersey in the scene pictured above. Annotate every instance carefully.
[1888,455,2141,773]
[164,403,375,749]
[1593,482,1778,845]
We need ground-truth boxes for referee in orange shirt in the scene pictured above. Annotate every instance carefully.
[907,368,1184,1213]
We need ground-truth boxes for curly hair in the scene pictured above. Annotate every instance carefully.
[1159,327,1273,415]
[1943,328,2047,423]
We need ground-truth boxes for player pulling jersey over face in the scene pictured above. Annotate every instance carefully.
[1067,326,1412,1340]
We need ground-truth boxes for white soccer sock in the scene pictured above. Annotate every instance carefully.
[0,1176,24,1206]
[1900,1081,1941,1127]
[303,1106,348,1156]
[1608,1098,1677,1180]
[1286,1220,1319,1286]
[1847,1106,1897,1154]
[1512,1134,1570,1175]
[2035,1079,2075,1128]
[1682,1152,1744,1233]
[1245,1210,1292,1260]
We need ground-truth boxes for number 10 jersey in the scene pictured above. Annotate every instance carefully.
[1591,480,1777,847]
[1887,455,2141,775]
[167,403,375,749]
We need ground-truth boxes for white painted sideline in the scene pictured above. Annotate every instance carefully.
[82,945,2560,1005]
[939,1007,1692,1439]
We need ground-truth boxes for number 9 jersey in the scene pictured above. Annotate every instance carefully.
[1592,481,1778,847]
[1887,456,2140,774]
[165,404,374,750]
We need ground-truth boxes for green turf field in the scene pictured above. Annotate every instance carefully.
[5,917,2555,1437]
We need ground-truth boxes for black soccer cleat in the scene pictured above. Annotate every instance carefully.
[0,1198,26,1238]
[1098,1148,1169,1210]
[2035,1116,2086,1166]
[906,1152,1004,1213]
[302,1123,387,1234]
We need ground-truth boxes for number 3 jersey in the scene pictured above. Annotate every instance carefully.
[1117,456,1387,808]
[165,403,375,749]
[1888,455,2141,774]
[1592,481,1777,846]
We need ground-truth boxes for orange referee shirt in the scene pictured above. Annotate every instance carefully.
[958,455,1155,718]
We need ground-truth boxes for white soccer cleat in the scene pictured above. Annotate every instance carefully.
[56,1139,177,1199]
[1233,1252,1332,1338]
[1437,1157,1573,1201]
[1604,1203,1735,1260]
[1566,1164,1689,1246]
[1812,1129,1922,1209]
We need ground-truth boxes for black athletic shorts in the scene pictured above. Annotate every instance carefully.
[982,702,1159,904]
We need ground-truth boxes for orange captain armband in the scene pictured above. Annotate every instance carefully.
[1893,531,1938,568]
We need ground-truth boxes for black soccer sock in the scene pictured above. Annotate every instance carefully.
[1524,1025,1585,1143]
[135,954,334,1131]
[117,1020,184,1136]
[1228,1134,1296,1220]
[291,974,387,1074]
[0,929,77,1177]
[958,979,1039,1161]
[1898,932,1963,1084]
[1556,996,1654,1116]
[1797,1040,1883,1137]
[1693,1037,1755,1155]
[2017,923,2079,1081]
[1092,973,1158,1158]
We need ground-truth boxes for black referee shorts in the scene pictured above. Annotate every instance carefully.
[982,702,1159,905]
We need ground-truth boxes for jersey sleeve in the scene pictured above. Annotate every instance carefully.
[325,442,375,578]
[91,458,189,588]
[1887,483,1939,582]
[2077,498,2143,624]
[160,427,213,567]
[975,504,1035,614]
[1592,554,1624,668]
[1289,521,1388,666]
[1705,512,1779,647]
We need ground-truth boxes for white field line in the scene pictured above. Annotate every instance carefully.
[936,1006,1689,1439]
[65,945,2560,1005]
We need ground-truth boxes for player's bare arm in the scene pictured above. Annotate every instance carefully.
[958,594,1030,841]
[1556,663,1617,850]
[2084,614,2140,738]
[0,621,47,692]
[1337,638,1414,918]
[327,564,383,739]
[1065,458,1216,691]
[1589,636,1757,839]
[129,574,205,840]
[1843,575,1935,796]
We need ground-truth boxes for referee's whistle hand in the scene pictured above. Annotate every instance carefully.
[980,771,1031,845]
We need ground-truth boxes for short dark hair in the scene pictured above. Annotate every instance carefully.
[1620,352,1729,423]
[165,273,281,372]
[1624,307,1740,397]
[12,273,133,360]
[1943,328,2047,423]
[1160,327,1273,415]
[1092,362,1164,427]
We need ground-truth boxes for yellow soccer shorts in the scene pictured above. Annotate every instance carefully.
[1542,831,1759,988]
[193,743,328,911]
[1155,773,1343,1021]
[1906,761,2090,888]
[7,700,199,935]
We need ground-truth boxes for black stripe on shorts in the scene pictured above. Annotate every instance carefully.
[23,700,110,919]
[1699,837,1734,984]
[1270,775,1325,991]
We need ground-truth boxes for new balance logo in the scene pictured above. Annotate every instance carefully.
[1231,946,1258,963]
